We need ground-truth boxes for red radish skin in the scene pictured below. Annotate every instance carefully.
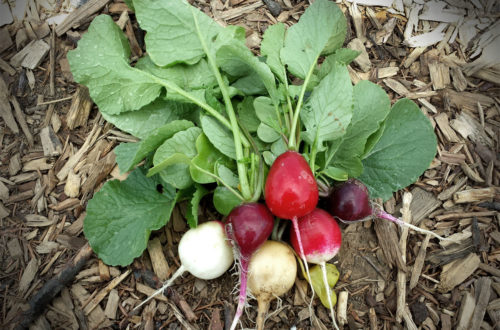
[329,179,450,240]
[265,151,318,219]
[225,203,274,330]
[290,208,342,330]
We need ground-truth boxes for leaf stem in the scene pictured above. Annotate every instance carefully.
[288,63,316,150]
[191,8,252,201]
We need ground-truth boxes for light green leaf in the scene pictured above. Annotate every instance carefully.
[363,121,386,157]
[84,168,176,266]
[331,81,390,176]
[309,264,339,308]
[318,49,360,80]
[186,184,210,228]
[261,23,286,83]
[216,164,239,188]
[190,133,232,184]
[280,0,346,79]
[217,42,279,105]
[200,116,236,160]
[67,15,162,115]
[237,97,260,133]
[359,99,437,201]
[115,120,195,173]
[213,186,242,216]
[271,138,287,158]
[322,167,349,181]
[254,96,280,132]
[133,0,223,66]
[151,127,202,188]
[301,63,353,150]
[136,55,217,92]
[101,99,200,140]
[257,123,280,143]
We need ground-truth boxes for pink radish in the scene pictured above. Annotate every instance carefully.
[329,179,449,240]
[264,150,318,302]
[133,221,233,311]
[225,203,274,330]
[290,208,342,329]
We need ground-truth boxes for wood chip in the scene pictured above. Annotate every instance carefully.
[64,170,81,198]
[71,284,106,329]
[10,39,50,69]
[438,253,480,293]
[9,153,21,176]
[453,187,498,204]
[10,96,34,146]
[147,238,170,282]
[136,282,168,302]
[56,0,112,36]
[0,76,19,134]
[0,27,13,53]
[84,269,132,315]
[104,289,119,319]
[22,158,52,172]
[0,202,9,219]
[456,291,475,330]
[434,113,460,143]
[444,89,495,114]
[410,187,442,225]
[470,278,492,329]
[347,38,371,72]
[40,125,63,157]
[7,238,23,258]
[377,66,399,79]
[409,234,431,290]
[19,257,39,294]
[426,50,450,90]
[67,87,93,130]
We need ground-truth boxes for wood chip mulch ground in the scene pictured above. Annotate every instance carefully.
[0,0,499,329]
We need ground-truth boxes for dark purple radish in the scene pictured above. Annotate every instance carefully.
[329,179,449,240]
[264,151,319,300]
[225,203,274,330]
[290,208,342,330]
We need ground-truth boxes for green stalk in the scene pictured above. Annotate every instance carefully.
[288,63,316,150]
[192,9,252,201]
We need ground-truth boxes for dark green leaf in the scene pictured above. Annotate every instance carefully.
[200,116,236,159]
[359,99,437,200]
[186,184,210,228]
[213,187,242,216]
[84,168,176,266]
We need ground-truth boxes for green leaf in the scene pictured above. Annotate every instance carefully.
[200,116,236,159]
[254,96,280,132]
[186,184,209,228]
[84,168,176,266]
[257,123,280,143]
[101,99,200,140]
[190,133,231,184]
[115,120,195,173]
[322,167,349,181]
[359,99,437,201]
[213,186,242,216]
[136,55,217,92]
[68,15,162,115]
[237,97,260,133]
[318,49,360,80]
[217,42,279,105]
[280,0,346,79]
[261,23,286,83]
[133,0,223,66]
[216,164,239,188]
[301,63,353,150]
[151,127,202,188]
[331,81,390,177]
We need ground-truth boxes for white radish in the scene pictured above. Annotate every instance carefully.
[134,221,233,311]
[247,240,297,330]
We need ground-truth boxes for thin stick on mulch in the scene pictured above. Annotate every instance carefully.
[14,243,93,329]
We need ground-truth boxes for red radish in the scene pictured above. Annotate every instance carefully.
[329,179,449,240]
[133,221,233,311]
[225,203,274,330]
[264,150,319,318]
[265,151,318,220]
[290,208,342,330]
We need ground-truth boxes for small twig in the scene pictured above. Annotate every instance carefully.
[37,96,73,106]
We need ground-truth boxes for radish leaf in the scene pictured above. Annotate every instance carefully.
[201,116,237,159]
[213,187,242,216]
[84,168,176,266]
[360,99,437,200]
[186,184,210,228]
[67,15,162,115]
[190,133,231,184]
[301,62,353,150]
[261,23,286,83]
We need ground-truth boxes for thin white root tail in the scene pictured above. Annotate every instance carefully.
[320,262,339,330]
[133,265,186,312]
